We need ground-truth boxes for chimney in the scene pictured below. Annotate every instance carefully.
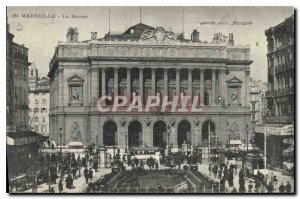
[66,27,71,42]
[191,29,200,42]
[91,32,97,40]
[228,33,234,45]
[66,27,79,43]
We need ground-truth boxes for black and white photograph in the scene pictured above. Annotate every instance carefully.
[5,6,295,194]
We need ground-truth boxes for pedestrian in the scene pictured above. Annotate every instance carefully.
[248,180,253,193]
[220,177,225,192]
[49,187,55,193]
[89,168,93,182]
[231,187,237,193]
[266,182,273,193]
[140,160,144,168]
[213,164,218,178]
[285,181,292,193]
[228,168,234,187]
[279,182,285,193]
[58,179,63,193]
[72,167,77,179]
[208,163,212,176]
[239,182,246,193]
[65,174,73,189]
[94,159,99,172]
[218,167,222,179]
[84,167,89,184]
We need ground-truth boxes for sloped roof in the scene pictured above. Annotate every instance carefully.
[104,23,155,41]
[124,23,155,34]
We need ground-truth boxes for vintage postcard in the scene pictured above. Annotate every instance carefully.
[6,6,295,194]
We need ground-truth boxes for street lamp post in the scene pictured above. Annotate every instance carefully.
[59,127,63,183]
[167,125,171,154]
[246,125,249,153]
[125,134,128,153]
[208,121,211,163]
[264,126,267,170]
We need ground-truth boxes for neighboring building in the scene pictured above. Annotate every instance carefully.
[48,23,252,155]
[6,23,30,132]
[254,15,294,167]
[249,79,268,125]
[28,63,50,136]
[6,22,46,186]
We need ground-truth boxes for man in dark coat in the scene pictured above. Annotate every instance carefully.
[266,182,274,193]
[220,177,226,192]
[84,168,89,184]
[228,168,234,187]
[93,159,98,172]
[65,174,73,189]
[285,181,292,193]
[58,179,63,193]
[72,167,77,179]
[279,182,285,193]
[239,182,246,193]
[89,168,93,181]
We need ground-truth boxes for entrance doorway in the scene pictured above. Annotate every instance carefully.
[128,121,142,147]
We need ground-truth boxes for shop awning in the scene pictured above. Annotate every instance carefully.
[283,145,294,156]
[7,130,47,146]
[229,140,243,145]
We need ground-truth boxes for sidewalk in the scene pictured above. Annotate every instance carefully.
[24,167,111,193]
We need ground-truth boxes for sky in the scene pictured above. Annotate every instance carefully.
[7,6,294,82]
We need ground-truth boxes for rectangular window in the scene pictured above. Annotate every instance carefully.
[252,113,256,121]
[252,103,255,110]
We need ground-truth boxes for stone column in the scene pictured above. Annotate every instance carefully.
[101,67,106,97]
[114,67,119,97]
[58,68,64,107]
[218,69,226,104]
[151,68,156,95]
[200,69,204,106]
[188,68,193,98]
[245,70,250,107]
[164,68,169,97]
[211,69,216,105]
[139,68,144,103]
[127,68,131,103]
[90,67,99,104]
[176,68,180,96]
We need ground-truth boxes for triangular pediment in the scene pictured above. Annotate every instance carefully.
[226,76,243,84]
[68,74,84,82]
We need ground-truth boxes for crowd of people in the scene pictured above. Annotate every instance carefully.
[34,147,100,193]
[208,160,293,193]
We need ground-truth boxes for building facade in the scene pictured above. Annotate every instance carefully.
[6,23,30,132]
[28,63,50,136]
[249,80,268,125]
[49,24,252,153]
[254,15,294,166]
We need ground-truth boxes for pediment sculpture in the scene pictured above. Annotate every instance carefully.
[141,27,178,43]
